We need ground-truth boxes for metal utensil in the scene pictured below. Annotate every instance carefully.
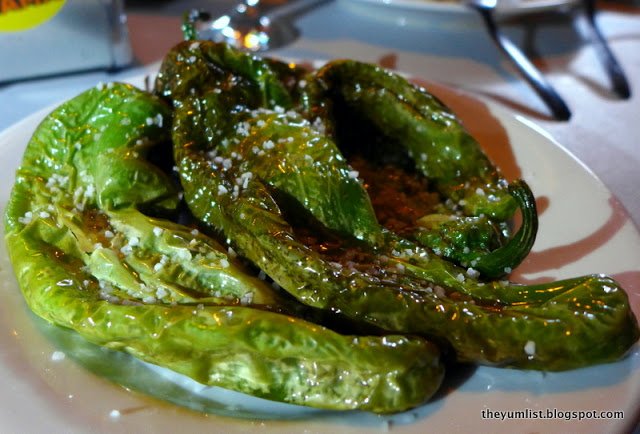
[194,0,328,52]
[581,0,631,98]
[468,0,572,121]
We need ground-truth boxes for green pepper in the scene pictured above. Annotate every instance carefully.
[301,59,539,278]
[303,60,515,219]
[155,40,295,109]
[164,41,638,371]
[4,82,445,413]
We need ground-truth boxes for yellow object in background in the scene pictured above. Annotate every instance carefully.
[0,0,132,83]
[0,0,66,32]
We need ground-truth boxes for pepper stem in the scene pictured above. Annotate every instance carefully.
[471,179,538,279]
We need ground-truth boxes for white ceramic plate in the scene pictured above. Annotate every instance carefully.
[1,74,639,434]
[342,0,579,15]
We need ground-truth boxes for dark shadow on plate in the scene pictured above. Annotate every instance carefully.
[470,88,557,122]
[571,70,631,100]
[429,363,478,401]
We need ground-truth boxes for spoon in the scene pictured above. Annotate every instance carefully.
[193,0,328,52]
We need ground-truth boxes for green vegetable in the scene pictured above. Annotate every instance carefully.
[301,59,538,277]
[162,41,638,371]
[4,82,444,413]
[4,39,639,417]
[304,60,514,219]
[413,179,539,279]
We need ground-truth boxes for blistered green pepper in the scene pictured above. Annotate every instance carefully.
[303,60,513,218]
[301,60,539,278]
[162,41,638,371]
[4,82,444,413]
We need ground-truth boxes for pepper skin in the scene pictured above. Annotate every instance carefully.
[4,82,444,413]
[302,59,538,277]
[162,41,639,372]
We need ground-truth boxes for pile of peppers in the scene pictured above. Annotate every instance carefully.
[4,37,638,414]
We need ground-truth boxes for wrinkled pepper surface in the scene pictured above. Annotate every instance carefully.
[4,37,639,417]
[4,82,444,413]
[302,60,539,278]
[157,40,639,372]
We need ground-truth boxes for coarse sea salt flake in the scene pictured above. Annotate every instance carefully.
[524,340,536,356]
[156,287,168,299]
[263,140,275,150]
[51,351,66,361]
[466,268,480,279]
[18,211,33,225]
[142,295,156,304]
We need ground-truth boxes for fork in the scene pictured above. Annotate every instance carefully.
[468,0,572,121]
[581,0,631,98]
